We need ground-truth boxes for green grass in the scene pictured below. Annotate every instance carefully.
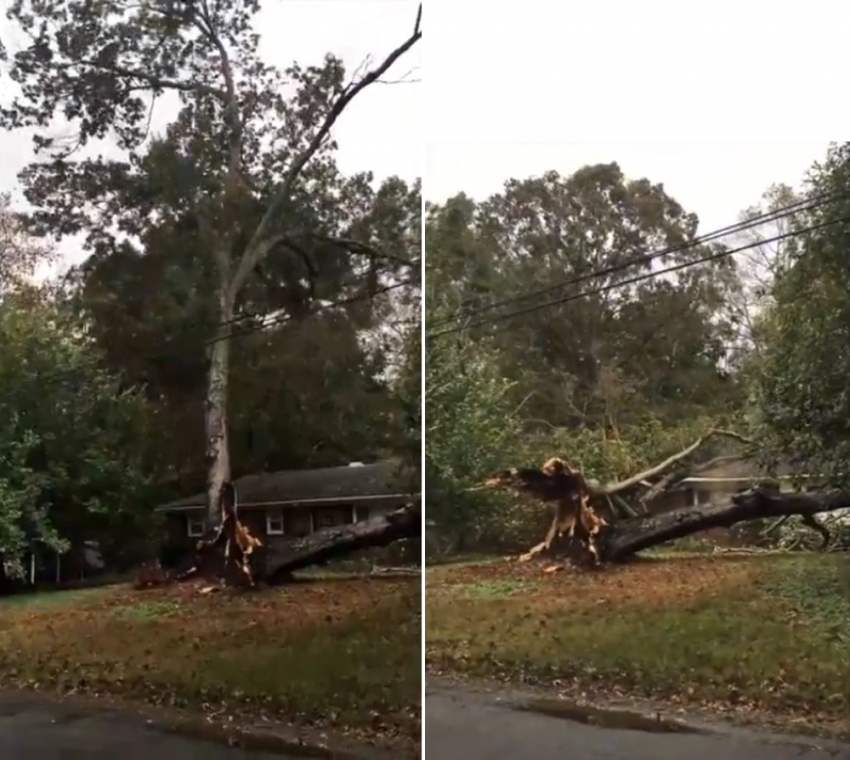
[0,577,421,738]
[762,554,850,647]
[426,553,850,724]
[0,586,108,610]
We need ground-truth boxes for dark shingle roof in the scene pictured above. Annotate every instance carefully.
[158,459,417,510]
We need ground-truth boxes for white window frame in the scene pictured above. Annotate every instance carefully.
[187,517,205,537]
[690,488,711,507]
[266,510,285,535]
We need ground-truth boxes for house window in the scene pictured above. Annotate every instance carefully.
[266,510,284,535]
[355,505,370,523]
[187,517,205,537]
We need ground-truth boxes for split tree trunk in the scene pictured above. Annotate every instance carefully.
[265,503,421,584]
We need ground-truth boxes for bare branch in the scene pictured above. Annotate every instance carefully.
[193,0,245,189]
[598,428,756,495]
[228,3,423,301]
[309,234,415,267]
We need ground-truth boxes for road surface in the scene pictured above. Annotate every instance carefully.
[425,680,850,760]
[0,694,320,759]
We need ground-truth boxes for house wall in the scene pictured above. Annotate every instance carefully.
[647,489,692,515]
[160,500,409,567]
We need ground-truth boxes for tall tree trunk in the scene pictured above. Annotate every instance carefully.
[204,287,233,539]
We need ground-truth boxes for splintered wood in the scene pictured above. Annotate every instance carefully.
[481,457,607,569]
[189,481,263,588]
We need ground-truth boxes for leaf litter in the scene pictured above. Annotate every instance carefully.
[0,574,421,753]
[426,552,850,740]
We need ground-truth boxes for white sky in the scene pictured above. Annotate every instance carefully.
[424,1,849,233]
[424,142,831,234]
[0,0,421,271]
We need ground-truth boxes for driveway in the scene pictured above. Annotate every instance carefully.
[425,680,850,760]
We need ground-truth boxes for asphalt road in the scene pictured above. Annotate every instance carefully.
[0,696,306,760]
[425,681,850,760]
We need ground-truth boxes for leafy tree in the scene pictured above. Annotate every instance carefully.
[3,0,422,543]
[61,176,421,494]
[0,295,155,578]
[426,165,741,430]
[0,193,54,295]
[425,250,523,552]
[749,143,850,487]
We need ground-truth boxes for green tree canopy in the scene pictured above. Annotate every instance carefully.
[748,143,850,487]
[0,294,156,576]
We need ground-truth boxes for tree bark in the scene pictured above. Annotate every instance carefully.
[489,431,847,569]
[204,299,232,539]
[264,503,420,584]
[590,488,850,562]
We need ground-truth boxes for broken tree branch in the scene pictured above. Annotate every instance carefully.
[598,429,756,495]
[638,468,685,511]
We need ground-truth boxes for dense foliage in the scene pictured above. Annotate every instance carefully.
[0,1,421,577]
[746,144,850,488]
[0,293,157,576]
[425,149,850,554]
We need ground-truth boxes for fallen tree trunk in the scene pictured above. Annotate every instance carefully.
[477,450,850,568]
[264,503,421,584]
[593,488,850,562]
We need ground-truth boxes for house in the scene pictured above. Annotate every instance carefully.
[155,459,419,566]
[648,458,802,515]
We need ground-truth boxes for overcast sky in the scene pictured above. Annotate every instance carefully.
[0,0,421,271]
[424,141,831,234]
[424,1,848,233]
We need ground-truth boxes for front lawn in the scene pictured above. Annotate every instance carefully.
[0,574,421,745]
[426,552,850,733]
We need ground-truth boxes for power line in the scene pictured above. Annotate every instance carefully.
[427,189,849,331]
[427,214,850,340]
[206,276,417,346]
[218,259,418,330]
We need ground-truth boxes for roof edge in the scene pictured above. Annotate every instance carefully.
[156,492,421,513]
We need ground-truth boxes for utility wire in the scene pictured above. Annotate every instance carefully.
[427,214,850,340]
[206,276,417,346]
[218,259,418,330]
[427,189,849,331]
